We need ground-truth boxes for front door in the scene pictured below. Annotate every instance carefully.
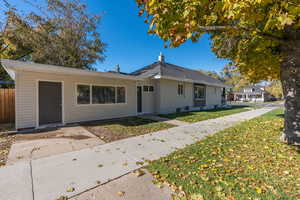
[137,86,142,113]
[39,81,62,126]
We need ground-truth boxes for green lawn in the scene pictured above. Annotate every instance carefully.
[83,117,176,142]
[147,109,300,200]
[160,106,252,123]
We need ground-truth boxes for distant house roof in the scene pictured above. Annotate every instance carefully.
[131,61,229,88]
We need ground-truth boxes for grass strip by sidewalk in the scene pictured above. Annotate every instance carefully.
[147,109,300,200]
[160,106,251,123]
[83,117,176,143]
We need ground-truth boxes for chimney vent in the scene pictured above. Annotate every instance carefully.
[158,52,165,63]
[115,64,120,73]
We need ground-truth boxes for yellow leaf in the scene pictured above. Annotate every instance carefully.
[256,187,263,194]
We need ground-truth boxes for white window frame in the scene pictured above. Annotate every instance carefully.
[178,83,184,96]
[75,83,127,106]
[76,84,91,105]
[143,85,154,93]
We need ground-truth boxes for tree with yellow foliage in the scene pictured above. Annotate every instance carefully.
[136,0,300,145]
[266,80,283,99]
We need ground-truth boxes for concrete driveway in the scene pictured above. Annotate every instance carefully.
[6,126,105,165]
[0,107,275,200]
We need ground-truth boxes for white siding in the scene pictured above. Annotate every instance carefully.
[205,86,222,107]
[14,69,225,129]
[158,79,194,114]
[16,71,137,129]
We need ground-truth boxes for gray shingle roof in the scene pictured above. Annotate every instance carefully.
[131,61,229,88]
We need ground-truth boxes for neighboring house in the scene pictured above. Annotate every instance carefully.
[1,54,229,130]
[233,86,275,102]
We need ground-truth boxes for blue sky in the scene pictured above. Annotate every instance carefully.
[1,0,230,73]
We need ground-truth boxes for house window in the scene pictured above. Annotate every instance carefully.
[143,86,149,92]
[149,86,154,92]
[92,86,115,104]
[77,85,90,104]
[178,84,184,96]
[143,85,154,92]
[117,87,126,103]
[194,85,205,99]
[77,84,126,105]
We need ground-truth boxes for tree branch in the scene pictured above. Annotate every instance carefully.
[198,25,284,42]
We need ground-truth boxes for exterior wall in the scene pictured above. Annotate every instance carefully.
[157,79,194,114]
[14,69,226,129]
[15,71,137,129]
[137,79,157,114]
[205,86,223,108]
[157,80,223,114]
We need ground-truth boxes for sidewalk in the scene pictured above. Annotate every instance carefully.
[0,107,275,200]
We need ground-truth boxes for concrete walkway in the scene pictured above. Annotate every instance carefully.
[0,107,275,200]
[72,169,174,200]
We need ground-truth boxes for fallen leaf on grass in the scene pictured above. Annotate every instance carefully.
[190,193,204,200]
[256,187,263,194]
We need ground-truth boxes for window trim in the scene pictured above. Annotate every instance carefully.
[143,85,154,93]
[76,84,91,105]
[75,83,127,106]
[149,85,154,92]
[92,85,116,105]
[178,83,184,96]
[143,85,149,92]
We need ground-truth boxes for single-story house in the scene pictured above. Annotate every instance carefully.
[233,86,275,102]
[1,54,229,130]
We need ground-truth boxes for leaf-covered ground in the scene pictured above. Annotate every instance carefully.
[147,109,300,200]
[83,117,176,142]
[0,123,15,133]
[160,106,251,123]
[0,134,15,166]
[0,123,15,166]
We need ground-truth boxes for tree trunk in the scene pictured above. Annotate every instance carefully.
[280,30,300,145]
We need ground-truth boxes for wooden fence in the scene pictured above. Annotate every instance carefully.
[0,89,15,123]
